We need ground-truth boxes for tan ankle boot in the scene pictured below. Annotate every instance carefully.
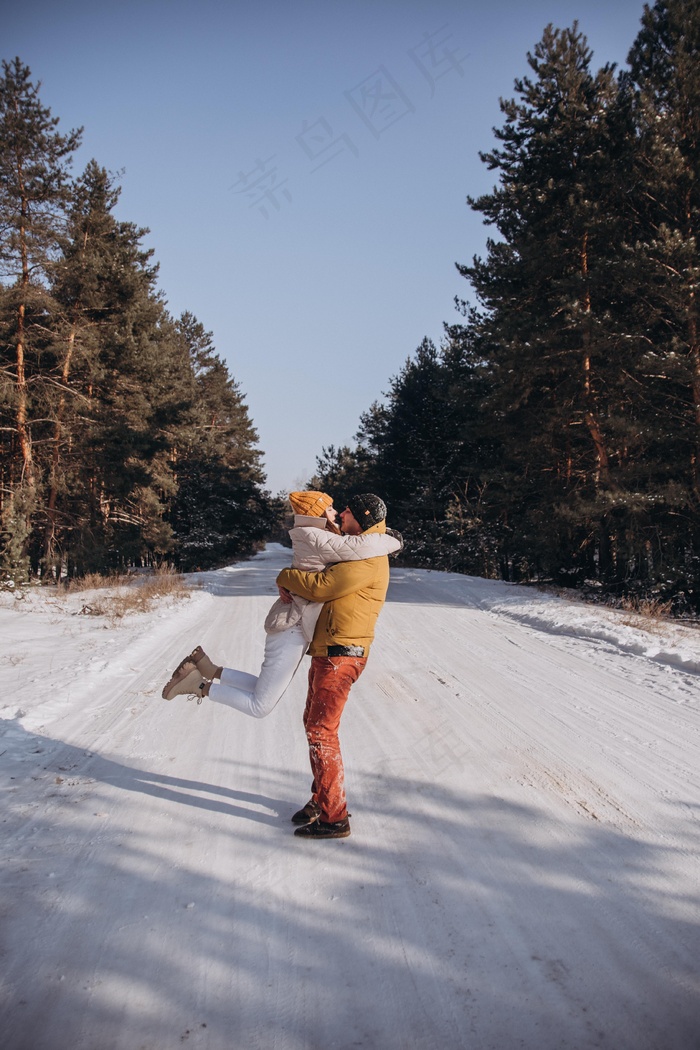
[188,645,221,679]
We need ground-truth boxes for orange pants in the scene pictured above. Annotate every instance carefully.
[303,655,367,823]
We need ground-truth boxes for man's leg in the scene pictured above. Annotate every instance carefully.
[303,656,367,823]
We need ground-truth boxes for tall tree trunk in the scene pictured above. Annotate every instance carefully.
[14,192,36,520]
[15,197,36,496]
[690,311,700,499]
[687,183,700,498]
[43,325,78,568]
[15,305,34,488]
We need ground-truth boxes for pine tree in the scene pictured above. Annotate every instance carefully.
[88,298,189,572]
[351,337,482,563]
[167,313,274,570]
[621,0,700,597]
[0,57,81,582]
[44,161,131,571]
[46,160,189,574]
[461,24,640,583]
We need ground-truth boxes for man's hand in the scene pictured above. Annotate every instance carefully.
[278,585,293,604]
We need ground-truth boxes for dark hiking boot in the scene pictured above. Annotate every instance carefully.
[294,817,351,839]
[291,800,322,825]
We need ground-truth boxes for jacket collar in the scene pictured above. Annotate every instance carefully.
[362,519,386,536]
[292,514,329,530]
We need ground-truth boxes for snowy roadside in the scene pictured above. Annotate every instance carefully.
[0,577,214,735]
[476,582,699,676]
[387,566,700,677]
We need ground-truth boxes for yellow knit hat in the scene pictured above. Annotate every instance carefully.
[289,491,334,517]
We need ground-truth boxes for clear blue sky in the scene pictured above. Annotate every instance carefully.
[4,0,647,495]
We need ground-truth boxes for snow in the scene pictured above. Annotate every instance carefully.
[1,544,699,1050]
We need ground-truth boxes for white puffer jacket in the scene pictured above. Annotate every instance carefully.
[264,514,402,642]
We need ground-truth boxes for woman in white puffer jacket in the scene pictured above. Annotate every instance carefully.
[161,491,401,716]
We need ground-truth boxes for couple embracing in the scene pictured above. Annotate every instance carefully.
[161,492,400,839]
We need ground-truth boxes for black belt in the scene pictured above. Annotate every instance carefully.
[326,645,366,658]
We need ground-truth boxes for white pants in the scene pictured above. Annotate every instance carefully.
[208,625,308,718]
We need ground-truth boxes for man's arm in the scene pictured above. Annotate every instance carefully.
[277,558,380,602]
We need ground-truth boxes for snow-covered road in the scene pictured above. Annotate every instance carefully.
[1,546,699,1050]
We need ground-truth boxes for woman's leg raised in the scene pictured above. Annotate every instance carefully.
[208,625,308,718]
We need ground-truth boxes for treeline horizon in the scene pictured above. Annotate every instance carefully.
[311,1,700,611]
[0,58,280,585]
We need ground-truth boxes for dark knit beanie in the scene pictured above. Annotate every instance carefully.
[347,493,387,530]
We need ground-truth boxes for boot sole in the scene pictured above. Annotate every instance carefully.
[294,822,351,839]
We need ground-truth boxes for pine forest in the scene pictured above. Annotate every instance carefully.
[313,1,700,612]
[0,59,279,584]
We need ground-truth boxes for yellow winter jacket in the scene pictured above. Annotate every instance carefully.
[276,520,390,656]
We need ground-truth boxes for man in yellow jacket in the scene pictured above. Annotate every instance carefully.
[276,493,392,839]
